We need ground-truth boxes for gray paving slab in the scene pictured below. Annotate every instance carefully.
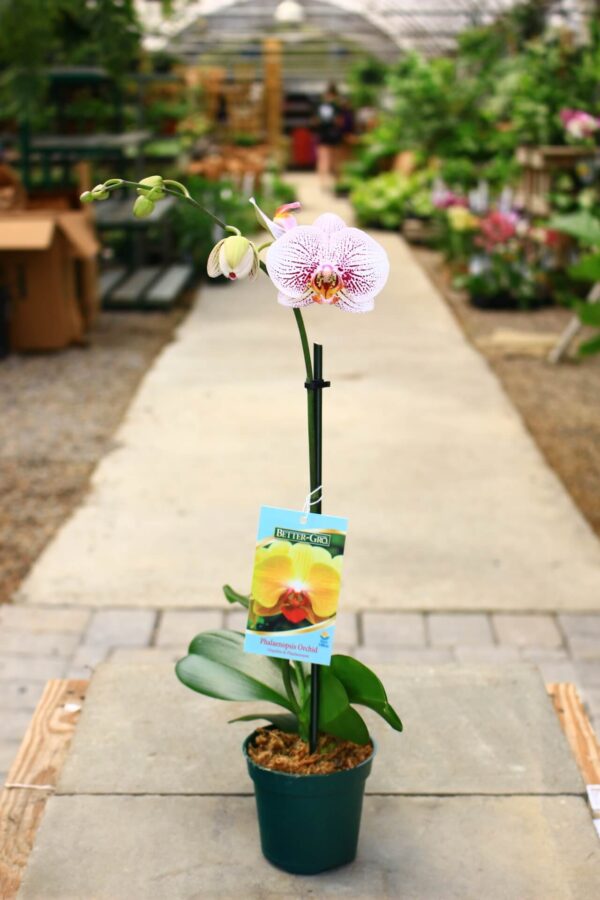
[362,612,425,646]
[15,176,600,611]
[493,614,563,647]
[156,609,223,647]
[84,608,156,647]
[429,612,493,646]
[0,740,19,772]
[0,606,90,632]
[0,655,67,681]
[18,795,600,900]
[0,681,46,710]
[455,644,520,664]
[57,663,583,796]
[356,645,453,665]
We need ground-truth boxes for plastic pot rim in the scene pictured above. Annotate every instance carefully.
[242,727,377,786]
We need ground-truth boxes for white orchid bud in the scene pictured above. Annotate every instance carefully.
[207,235,259,281]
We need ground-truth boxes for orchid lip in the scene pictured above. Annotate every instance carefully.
[310,264,343,303]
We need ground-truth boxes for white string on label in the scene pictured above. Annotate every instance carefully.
[300,485,323,523]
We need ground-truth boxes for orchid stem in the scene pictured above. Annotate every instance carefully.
[292,309,317,499]
[102,179,229,231]
[291,309,324,753]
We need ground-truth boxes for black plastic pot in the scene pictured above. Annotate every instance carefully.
[243,730,375,875]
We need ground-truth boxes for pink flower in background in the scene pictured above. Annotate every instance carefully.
[560,108,600,140]
[266,213,389,312]
[476,211,518,252]
[432,188,469,210]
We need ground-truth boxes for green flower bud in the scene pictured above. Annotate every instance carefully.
[80,191,94,204]
[133,195,155,218]
[91,184,109,201]
[137,175,166,201]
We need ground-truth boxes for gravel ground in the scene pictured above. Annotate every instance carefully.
[414,247,600,538]
[0,306,188,603]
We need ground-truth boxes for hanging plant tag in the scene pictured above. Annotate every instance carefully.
[244,506,348,666]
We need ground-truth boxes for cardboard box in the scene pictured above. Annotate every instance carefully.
[0,210,99,351]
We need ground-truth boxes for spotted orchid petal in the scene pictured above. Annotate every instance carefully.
[276,291,313,308]
[267,226,323,303]
[249,197,300,239]
[266,220,389,312]
[312,213,346,235]
[328,227,389,309]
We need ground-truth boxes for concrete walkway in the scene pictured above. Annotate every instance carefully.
[16,174,600,613]
[3,174,600,782]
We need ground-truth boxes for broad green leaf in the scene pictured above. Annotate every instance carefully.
[228,712,299,733]
[320,705,370,745]
[568,253,600,283]
[187,630,285,690]
[299,667,351,738]
[547,212,600,247]
[177,631,292,710]
[578,334,600,357]
[331,655,403,732]
[222,584,250,609]
[318,667,351,723]
[576,302,600,328]
[176,654,293,709]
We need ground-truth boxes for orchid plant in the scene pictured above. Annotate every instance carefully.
[81,174,401,747]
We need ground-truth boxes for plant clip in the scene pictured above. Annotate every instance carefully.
[304,378,331,391]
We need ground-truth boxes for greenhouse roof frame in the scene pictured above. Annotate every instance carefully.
[137,0,593,59]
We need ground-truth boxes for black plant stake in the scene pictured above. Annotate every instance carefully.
[306,343,330,752]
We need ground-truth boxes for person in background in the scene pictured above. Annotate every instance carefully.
[315,82,343,189]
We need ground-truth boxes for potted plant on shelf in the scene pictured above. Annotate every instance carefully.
[81,175,402,875]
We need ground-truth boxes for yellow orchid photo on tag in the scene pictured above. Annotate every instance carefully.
[245,506,347,665]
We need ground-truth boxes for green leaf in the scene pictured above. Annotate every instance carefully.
[222,584,250,609]
[568,253,600,283]
[547,212,600,247]
[320,706,370,745]
[578,334,600,357]
[331,655,403,732]
[176,631,292,710]
[228,712,299,733]
[315,668,370,743]
[576,302,600,328]
[318,667,352,723]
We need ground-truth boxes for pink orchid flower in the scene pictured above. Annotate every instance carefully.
[266,212,389,312]
[560,108,600,140]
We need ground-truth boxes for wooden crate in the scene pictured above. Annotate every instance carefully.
[515,145,600,216]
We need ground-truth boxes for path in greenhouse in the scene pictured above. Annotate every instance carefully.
[17,174,600,613]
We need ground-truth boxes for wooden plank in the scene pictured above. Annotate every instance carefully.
[111,267,162,304]
[99,266,127,301]
[0,679,88,900]
[146,264,192,305]
[547,682,600,788]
